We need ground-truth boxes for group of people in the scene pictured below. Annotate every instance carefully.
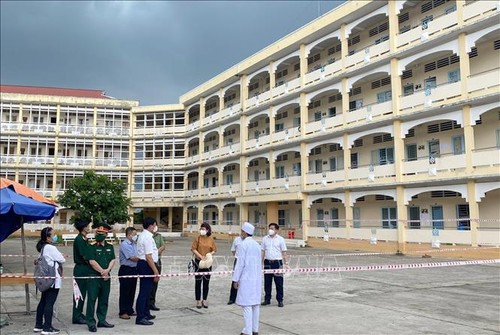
[33,219,289,335]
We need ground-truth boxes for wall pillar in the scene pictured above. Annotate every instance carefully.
[301,196,310,241]
[462,105,475,174]
[344,190,352,239]
[458,32,471,98]
[396,185,407,253]
[467,180,479,247]
[267,202,278,225]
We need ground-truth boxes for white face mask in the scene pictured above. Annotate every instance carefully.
[131,235,138,242]
[199,229,207,236]
[153,225,158,233]
[268,229,276,236]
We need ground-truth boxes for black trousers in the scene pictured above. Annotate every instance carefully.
[35,287,59,330]
[229,258,237,302]
[149,262,161,306]
[194,258,211,301]
[264,259,284,302]
[118,265,138,315]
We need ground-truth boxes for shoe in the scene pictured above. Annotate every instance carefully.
[253,333,259,335]
[33,326,43,332]
[261,301,270,306]
[202,301,208,308]
[196,301,202,309]
[227,300,235,305]
[278,301,284,307]
[97,321,114,328]
[119,314,130,320]
[41,328,60,335]
[136,319,154,326]
[88,325,97,333]
[146,314,156,320]
[149,304,160,311]
[129,312,137,316]
[72,317,87,325]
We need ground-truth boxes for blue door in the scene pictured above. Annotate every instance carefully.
[432,206,444,230]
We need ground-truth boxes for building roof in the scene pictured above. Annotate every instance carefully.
[0,85,111,99]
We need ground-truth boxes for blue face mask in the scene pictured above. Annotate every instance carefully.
[51,235,58,243]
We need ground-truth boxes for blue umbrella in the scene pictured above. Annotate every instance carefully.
[0,186,57,243]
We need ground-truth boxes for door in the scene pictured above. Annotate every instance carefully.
[428,139,440,159]
[408,206,420,229]
[456,204,470,230]
[424,77,437,90]
[316,209,324,227]
[406,144,417,161]
[351,152,359,169]
[254,170,259,181]
[315,159,323,173]
[448,69,460,83]
[431,206,444,229]
[330,208,339,227]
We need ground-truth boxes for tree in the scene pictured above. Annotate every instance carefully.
[59,171,131,225]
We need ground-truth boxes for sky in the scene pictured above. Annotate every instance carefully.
[0,1,344,106]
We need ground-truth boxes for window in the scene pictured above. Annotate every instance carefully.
[328,107,336,117]
[382,207,397,229]
[448,69,460,83]
[424,77,437,90]
[429,139,440,158]
[403,84,414,96]
[353,207,361,228]
[275,166,285,178]
[377,91,392,103]
[314,112,322,122]
[292,162,301,176]
[406,144,417,161]
[350,152,359,169]
[278,209,287,226]
[409,207,420,229]
[372,148,394,165]
[456,204,470,230]
[226,174,233,185]
[275,123,284,132]
[452,135,464,155]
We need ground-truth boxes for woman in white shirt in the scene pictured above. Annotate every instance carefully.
[34,227,65,335]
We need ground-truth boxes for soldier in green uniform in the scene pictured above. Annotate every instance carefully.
[86,223,116,332]
[72,218,92,325]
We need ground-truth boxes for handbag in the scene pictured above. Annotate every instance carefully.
[187,257,196,274]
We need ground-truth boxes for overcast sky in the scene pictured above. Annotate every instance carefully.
[0,1,344,106]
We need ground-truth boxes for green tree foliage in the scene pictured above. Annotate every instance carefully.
[58,171,131,225]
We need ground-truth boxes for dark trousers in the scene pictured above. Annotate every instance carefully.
[149,262,161,306]
[119,265,138,315]
[194,258,211,301]
[86,278,111,327]
[264,259,284,302]
[72,265,88,322]
[229,258,237,302]
[136,260,153,321]
[35,287,59,330]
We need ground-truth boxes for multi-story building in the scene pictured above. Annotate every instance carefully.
[2,0,499,246]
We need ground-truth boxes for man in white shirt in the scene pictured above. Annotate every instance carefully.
[228,234,243,305]
[232,222,262,335]
[261,223,288,307]
[135,217,160,326]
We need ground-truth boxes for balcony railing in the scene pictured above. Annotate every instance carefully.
[271,175,301,192]
[245,179,271,194]
[472,147,500,169]
[219,142,241,157]
[131,190,186,201]
[305,115,343,135]
[349,163,396,182]
[402,153,466,176]
[468,68,500,96]
[245,133,271,151]
[346,39,390,68]
[346,100,392,125]
[95,158,128,167]
[0,154,17,164]
[397,10,458,48]
[400,81,461,112]
[272,77,301,98]
[57,157,93,167]
[246,89,272,110]
[219,183,241,197]
[220,102,242,121]
[186,120,201,133]
[59,125,94,135]
[304,60,342,86]
[272,127,301,144]
[306,170,345,189]
[463,0,499,22]
[201,148,221,162]
[134,157,186,168]
[18,156,55,166]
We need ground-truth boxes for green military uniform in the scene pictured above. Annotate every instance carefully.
[73,233,92,323]
[85,237,115,328]
[149,232,165,307]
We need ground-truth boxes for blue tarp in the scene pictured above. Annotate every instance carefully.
[0,187,57,243]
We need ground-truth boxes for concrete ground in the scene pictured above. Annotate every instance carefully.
[1,236,499,335]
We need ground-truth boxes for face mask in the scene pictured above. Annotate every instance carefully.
[268,229,276,236]
[51,235,58,243]
[199,229,207,236]
[95,234,106,242]
[132,235,138,242]
[153,225,158,233]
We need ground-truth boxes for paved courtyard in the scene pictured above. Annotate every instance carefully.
[1,237,499,334]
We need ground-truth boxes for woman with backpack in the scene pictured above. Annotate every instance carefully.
[34,227,65,335]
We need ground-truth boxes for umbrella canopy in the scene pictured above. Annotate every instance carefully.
[0,187,57,243]
[0,178,57,206]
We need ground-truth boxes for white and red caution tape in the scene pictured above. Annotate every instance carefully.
[1,259,498,281]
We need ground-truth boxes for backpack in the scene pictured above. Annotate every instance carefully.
[34,245,56,292]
